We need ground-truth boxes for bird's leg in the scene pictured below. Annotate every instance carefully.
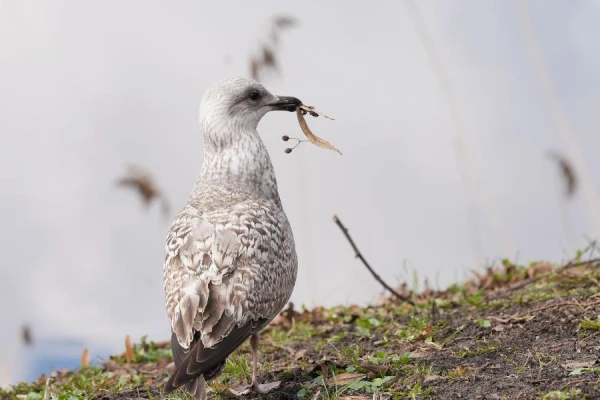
[250,333,268,393]
[229,334,281,396]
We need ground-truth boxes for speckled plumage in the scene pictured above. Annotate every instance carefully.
[162,77,300,399]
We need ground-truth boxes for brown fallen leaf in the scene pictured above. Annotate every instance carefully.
[424,374,442,383]
[80,348,90,368]
[326,373,366,386]
[487,314,535,324]
[124,334,134,362]
[561,359,597,371]
[320,361,329,380]
[294,349,307,361]
[295,107,341,155]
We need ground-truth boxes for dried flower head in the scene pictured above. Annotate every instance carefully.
[116,164,171,219]
[547,150,577,198]
[249,15,298,82]
[287,105,341,155]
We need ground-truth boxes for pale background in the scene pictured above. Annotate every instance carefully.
[2,0,600,386]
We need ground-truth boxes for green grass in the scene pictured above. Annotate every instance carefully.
[3,256,600,399]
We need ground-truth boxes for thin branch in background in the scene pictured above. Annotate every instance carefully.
[403,0,516,264]
[249,15,298,82]
[516,0,600,240]
[333,215,415,306]
[116,163,170,220]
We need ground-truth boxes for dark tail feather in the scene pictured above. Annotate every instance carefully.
[164,374,207,399]
[187,376,207,400]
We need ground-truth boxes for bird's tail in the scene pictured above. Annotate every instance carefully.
[164,374,207,400]
[186,375,207,400]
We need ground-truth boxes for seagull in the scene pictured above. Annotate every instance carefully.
[162,77,301,399]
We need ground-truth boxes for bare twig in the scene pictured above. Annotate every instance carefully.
[333,215,415,305]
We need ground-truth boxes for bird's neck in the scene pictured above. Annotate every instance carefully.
[192,126,282,206]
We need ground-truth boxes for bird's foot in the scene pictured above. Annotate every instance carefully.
[228,380,281,396]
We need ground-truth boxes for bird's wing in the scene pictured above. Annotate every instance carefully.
[163,206,269,389]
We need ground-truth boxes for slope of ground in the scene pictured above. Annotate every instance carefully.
[2,258,600,400]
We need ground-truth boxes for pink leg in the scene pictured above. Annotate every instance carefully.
[250,333,268,393]
[229,334,281,397]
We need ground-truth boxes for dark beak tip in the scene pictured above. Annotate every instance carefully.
[270,95,302,111]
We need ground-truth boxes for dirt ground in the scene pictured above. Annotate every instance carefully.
[4,259,600,399]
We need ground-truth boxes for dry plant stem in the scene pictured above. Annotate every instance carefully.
[333,215,415,306]
[404,0,515,263]
[517,0,600,239]
[43,377,51,400]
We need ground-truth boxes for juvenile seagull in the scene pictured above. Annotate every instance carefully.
[162,77,301,399]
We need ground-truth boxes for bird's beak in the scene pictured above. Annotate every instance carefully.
[267,95,302,112]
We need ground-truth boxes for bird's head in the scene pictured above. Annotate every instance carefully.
[198,77,302,135]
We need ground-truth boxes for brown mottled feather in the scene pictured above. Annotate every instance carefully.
[162,77,298,399]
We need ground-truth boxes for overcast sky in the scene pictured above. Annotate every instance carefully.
[2,0,600,386]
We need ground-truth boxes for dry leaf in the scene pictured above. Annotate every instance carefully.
[561,359,597,371]
[424,374,442,383]
[548,150,577,198]
[262,47,277,70]
[116,164,170,219]
[320,361,329,380]
[326,373,366,386]
[296,107,341,155]
[249,15,298,82]
[488,314,535,324]
[125,334,134,362]
[299,104,335,120]
[80,348,90,368]
[294,349,307,361]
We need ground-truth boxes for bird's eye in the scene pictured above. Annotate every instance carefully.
[249,90,261,101]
